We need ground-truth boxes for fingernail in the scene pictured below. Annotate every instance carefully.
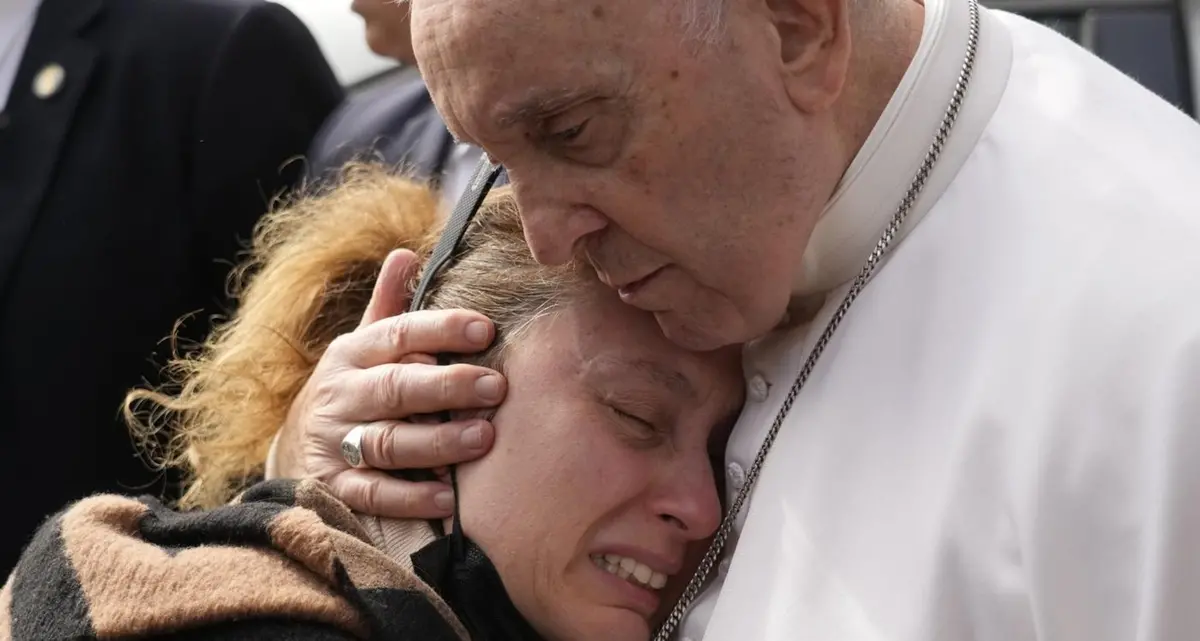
[434,491,455,511]
[475,374,502,402]
[465,320,490,345]
[461,424,484,449]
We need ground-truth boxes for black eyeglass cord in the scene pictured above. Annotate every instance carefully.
[406,155,503,560]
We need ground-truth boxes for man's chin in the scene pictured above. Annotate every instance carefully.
[654,311,745,352]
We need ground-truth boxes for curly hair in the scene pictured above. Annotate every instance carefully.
[125,165,580,509]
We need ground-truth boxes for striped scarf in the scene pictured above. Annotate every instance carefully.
[0,479,470,640]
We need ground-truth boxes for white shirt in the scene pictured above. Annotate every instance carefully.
[0,0,40,112]
[682,0,1200,640]
[440,142,485,213]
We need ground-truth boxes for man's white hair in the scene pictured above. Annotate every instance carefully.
[679,0,728,44]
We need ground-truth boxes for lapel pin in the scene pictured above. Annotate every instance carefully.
[33,63,66,100]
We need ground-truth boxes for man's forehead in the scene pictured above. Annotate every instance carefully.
[413,0,640,137]
[413,0,663,60]
[413,0,589,37]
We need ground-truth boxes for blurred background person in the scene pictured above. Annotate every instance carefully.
[307,0,486,210]
[0,0,341,574]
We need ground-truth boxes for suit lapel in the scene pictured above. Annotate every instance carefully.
[0,0,101,297]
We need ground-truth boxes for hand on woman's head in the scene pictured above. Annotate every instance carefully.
[277,248,510,518]
[124,169,517,514]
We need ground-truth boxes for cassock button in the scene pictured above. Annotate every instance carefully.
[33,63,66,100]
[747,374,770,402]
[727,462,746,489]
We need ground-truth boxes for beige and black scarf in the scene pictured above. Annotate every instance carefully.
[0,479,470,640]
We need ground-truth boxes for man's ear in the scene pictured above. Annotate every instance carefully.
[766,0,853,112]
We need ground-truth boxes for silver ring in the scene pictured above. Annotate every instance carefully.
[340,425,371,469]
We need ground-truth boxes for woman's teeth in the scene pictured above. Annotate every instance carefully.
[591,554,669,590]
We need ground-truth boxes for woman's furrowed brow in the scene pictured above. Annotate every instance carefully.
[587,354,695,400]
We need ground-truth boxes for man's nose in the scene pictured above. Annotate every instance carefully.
[651,458,723,541]
[516,199,608,266]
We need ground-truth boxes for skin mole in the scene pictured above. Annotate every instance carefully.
[592,5,604,19]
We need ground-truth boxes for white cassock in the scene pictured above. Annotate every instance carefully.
[681,0,1200,640]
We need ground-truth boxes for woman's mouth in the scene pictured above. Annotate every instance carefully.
[590,553,670,590]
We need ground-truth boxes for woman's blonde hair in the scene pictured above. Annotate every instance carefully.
[127,165,580,509]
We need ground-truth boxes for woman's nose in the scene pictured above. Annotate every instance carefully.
[652,459,723,540]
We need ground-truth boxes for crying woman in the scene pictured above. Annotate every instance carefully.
[0,167,744,641]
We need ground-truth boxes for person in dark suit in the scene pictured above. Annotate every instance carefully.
[0,0,343,574]
[309,65,468,185]
[308,0,485,208]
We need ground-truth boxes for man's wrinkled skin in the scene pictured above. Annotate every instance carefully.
[414,0,919,350]
[284,0,924,518]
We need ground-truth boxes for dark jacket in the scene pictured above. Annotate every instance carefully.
[307,67,456,182]
[306,66,507,205]
[0,0,343,574]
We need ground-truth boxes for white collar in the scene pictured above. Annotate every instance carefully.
[0,0,42,111]
[0,0,40,25]
[0,0,41,45]
[794,0,1014,297]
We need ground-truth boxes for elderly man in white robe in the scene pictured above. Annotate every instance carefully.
[270,0,1200,639]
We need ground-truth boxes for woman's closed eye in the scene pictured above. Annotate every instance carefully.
[607,404,665,446]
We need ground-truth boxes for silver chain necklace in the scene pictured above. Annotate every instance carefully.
[653,1,981,638]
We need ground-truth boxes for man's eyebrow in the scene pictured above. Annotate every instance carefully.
[494,88,600,128]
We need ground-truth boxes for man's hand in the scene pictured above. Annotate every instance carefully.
[275,249,505,518]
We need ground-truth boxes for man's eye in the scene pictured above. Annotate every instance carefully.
[613,406,651,427]
[550,119,589,143]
